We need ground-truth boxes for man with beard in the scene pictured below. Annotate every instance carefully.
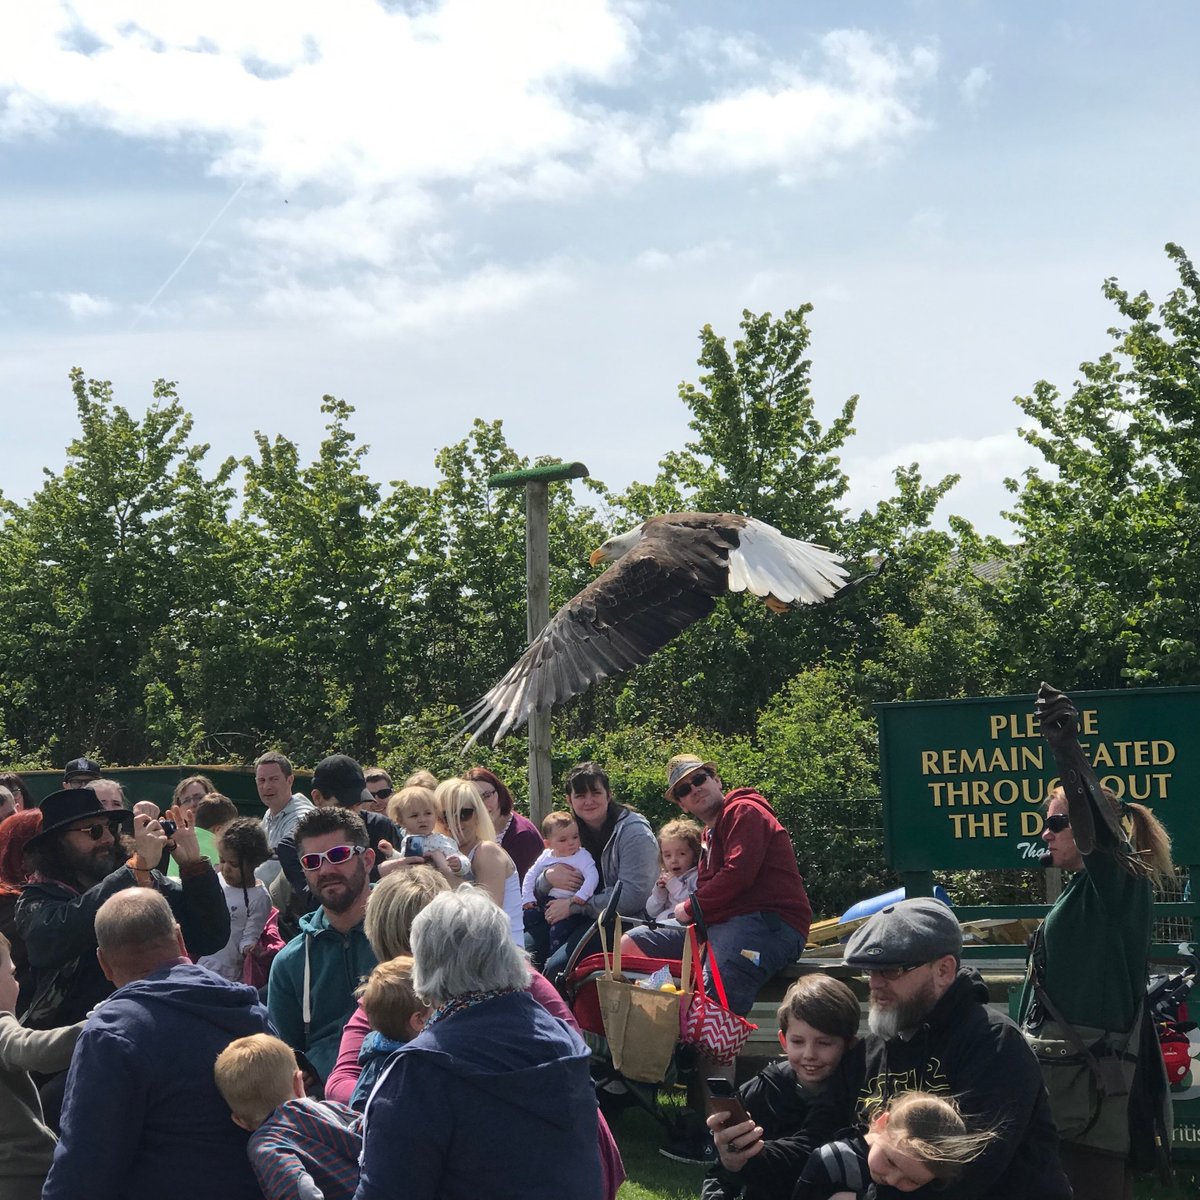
[267,807,378,1090]
[711,898,1071,1199]
[16,789,229,1031]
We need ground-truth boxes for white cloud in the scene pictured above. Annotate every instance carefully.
[0,0,639,191]
[960,65,991,105]
[56,290,116,317]
[256,258,573,334]
[674,27,766,75]
[2,9,940,327]
[659,30,937,181]
[844,431,1038,532]
[634,241,727,270]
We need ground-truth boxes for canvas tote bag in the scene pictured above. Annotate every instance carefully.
[595,916,683,1083]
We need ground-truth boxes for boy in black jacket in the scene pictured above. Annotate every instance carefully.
[704,974,860,1200]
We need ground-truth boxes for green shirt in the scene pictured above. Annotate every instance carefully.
[1019,850,1151,1033]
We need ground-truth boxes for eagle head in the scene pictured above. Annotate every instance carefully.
[589,524,645,568]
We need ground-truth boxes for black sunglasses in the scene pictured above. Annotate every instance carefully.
[68,820,122,842]
[1044,813,1071,833]
[299,844,366,870]
[860,962,928,982]
[674,770,710,800]
[456,806,476,819]
[368,787,394,800]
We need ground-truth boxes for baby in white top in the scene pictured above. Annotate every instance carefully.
[521,812,599,908]
[645,818,702,922]
[390,784,471,878]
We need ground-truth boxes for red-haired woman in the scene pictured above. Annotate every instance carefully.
[0,808,43,1005]
[464,767,543,883]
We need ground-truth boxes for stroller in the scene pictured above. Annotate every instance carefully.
[1149,949,1198,1090]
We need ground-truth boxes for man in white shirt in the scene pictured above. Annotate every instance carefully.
[253,752,314,887]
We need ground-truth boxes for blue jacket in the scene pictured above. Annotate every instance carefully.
[355,989,602,1200]
[268,906,377,1083]
[43,961,272,1200]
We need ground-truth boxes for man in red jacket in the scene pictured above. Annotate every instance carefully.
[626,756,811,1162]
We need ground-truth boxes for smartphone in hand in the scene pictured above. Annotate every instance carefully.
[706,1076,752,1128]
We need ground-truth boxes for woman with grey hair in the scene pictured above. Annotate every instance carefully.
[354,886,604,1200]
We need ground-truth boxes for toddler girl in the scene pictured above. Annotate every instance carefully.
[645,818,701,922]
[387,786,469,877]
[796,1090,996,1197]
[198,817,272,982]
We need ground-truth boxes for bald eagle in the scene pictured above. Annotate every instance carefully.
[461,512,848,746]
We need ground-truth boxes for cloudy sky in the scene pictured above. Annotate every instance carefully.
[3,1,1198,536]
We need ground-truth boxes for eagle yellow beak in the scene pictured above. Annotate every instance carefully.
[589,547,607,567]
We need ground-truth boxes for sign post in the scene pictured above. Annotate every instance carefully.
[488,461,589,826]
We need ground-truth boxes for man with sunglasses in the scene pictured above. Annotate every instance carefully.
[267,806,378,1090]
[363,768,394,813]
[15,789,228,1036]
[722,898,1069,1199]
[626,756,812,1163]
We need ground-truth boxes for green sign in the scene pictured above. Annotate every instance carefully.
[877,687,1200,871]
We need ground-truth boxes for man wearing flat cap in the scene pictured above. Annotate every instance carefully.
[626,756,812,1159]
[714,897,1070,1198]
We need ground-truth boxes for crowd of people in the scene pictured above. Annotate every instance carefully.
[0,745,1176,1199]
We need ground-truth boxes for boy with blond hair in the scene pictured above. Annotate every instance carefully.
[214,1033,362,1200]
[349,955,432,1109]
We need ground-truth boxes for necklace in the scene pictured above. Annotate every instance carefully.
[426,987,518,1027]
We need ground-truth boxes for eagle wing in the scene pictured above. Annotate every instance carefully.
[460,513,848,746]
[723,515,849,604]
[460,527,729,746]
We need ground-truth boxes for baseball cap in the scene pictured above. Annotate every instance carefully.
[311,754,371,808]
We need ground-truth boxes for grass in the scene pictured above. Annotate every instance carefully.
[608,1084,1200,1199]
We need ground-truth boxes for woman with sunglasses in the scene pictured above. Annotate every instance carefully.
[464,767,543,883]
[1018,784,1174,1199]
[437,778,525,945]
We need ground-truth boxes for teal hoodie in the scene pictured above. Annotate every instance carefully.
[267,906,378,1082]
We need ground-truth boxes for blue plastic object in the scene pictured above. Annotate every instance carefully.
[838,884,951,926]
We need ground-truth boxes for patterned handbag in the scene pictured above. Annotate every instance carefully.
[679,924,757,1064]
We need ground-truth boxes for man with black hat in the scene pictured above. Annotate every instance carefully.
[274,754,398,912]
[711,898,1071,1199]
[14,788,229,1032]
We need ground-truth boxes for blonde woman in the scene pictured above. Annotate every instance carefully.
[438,777,524,945]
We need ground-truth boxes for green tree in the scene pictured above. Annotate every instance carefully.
[603,308,962,734]
[213,396,414,763]
[994,242,1200,690]
[0,370,233,763]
